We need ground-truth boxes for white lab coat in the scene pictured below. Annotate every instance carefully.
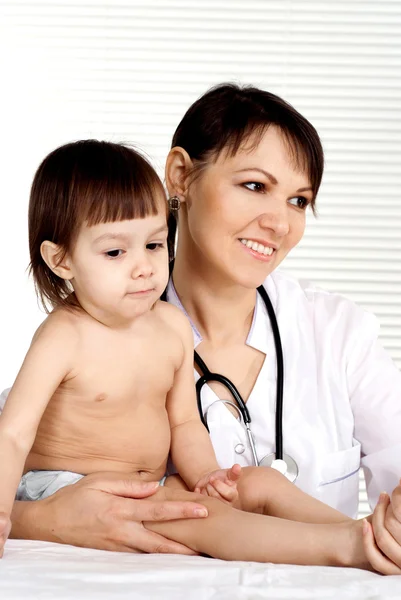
[1,271,400,518]
[166,270,401,518]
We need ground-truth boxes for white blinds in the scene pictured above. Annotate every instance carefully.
[0,1,400,518]
[2,1,399,360]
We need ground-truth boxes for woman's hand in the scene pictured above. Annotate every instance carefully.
[194,464,242,504]
[0,511,11,558]
[11,471,209,555]
[363,486,401,574]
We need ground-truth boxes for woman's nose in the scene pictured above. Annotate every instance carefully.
[258,202,290,237]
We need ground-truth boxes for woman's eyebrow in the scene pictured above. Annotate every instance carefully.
[297,186,313,193]
[235,167,312,193]
[234,167,278,185]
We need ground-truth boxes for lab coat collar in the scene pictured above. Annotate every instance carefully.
[165,277,277,355]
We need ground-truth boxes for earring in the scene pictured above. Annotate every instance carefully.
[168,195,181,212]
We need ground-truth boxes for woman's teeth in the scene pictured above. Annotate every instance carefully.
[240,238,274,256]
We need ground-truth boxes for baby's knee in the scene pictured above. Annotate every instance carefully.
[240,465,284,487]
[237,466,286,512]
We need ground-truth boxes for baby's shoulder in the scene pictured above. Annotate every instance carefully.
[154,301,192,340]
[31,307,80,349]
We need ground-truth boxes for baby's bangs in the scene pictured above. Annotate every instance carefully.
[75,148,165,227]
[83,175,162,227]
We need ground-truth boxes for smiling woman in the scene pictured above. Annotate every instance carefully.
[161,83,401,566]
[169,127,312,290]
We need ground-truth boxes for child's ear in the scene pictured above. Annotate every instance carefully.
[40,241,74,281]
[165,146,193,199]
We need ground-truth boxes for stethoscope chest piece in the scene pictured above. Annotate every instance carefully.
[190,283,300,484]
[259,453,298,483]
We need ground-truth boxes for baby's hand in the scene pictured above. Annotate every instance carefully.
[194,464,242,504]
[0,512,11,558]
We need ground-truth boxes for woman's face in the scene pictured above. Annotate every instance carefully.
[178,126,314,289]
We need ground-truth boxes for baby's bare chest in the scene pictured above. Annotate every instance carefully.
[63,325,181,407]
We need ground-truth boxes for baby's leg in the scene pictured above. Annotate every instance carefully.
[144,486,364,567]
[236,467,349,523]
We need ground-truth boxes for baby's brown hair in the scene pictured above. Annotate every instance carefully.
[28,140,166,311]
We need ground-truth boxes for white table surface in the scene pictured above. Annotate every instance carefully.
[1,540,401,599]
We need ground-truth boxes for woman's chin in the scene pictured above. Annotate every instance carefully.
[225,269,273,291]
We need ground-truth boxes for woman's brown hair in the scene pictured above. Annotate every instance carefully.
[168,83,324,259]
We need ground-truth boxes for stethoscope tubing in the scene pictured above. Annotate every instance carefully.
[201,399,260,467]
[161,269,288,470]
[256,285,284,460]
[195,285,284,462]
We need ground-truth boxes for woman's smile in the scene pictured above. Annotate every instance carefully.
[239,238,276,260]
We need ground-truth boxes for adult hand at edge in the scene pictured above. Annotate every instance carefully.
[11,471,208,555]
[380,484,401,547]
[365,488,401,573]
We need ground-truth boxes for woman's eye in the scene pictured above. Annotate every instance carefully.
[146,242,165,251]
[105,249,124,258]
[288,196,309,210]
[243,182,265,193]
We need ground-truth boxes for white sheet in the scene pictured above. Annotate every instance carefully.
[1,541,401,599]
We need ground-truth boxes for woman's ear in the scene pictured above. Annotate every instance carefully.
[40,241,74,281]
[165,146,193,199]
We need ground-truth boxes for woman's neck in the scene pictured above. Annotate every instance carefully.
[172,249,257,347]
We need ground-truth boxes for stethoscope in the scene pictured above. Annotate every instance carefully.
[162,278,299,482]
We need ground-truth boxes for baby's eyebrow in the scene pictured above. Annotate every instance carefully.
[92,226,168,246]
[92,233,131,245]
[150,225,169,236]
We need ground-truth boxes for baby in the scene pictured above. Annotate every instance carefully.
[0,140,392,571]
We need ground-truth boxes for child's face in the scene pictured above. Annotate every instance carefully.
[67,201,169,325]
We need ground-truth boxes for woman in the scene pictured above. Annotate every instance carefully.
[3,83,401,566]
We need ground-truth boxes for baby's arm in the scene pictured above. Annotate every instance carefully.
[166,309,236,497]
[0,315,75,553]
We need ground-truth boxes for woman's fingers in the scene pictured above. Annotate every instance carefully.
[363,519,401,575]
[382,502,401,547]
[369,493,401,571]
[119,496,208,521]
[129,524,199,555]
[0,512,11,558]
[383,485,401,545]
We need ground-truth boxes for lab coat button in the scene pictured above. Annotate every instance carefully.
[235,443,245,454]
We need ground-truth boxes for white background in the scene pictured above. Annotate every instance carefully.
[0,0,400,516]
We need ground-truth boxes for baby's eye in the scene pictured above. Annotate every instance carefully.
[146,242,165,251]
[243,182,265,193]
[288,196,309,210]
[105,249,124,258]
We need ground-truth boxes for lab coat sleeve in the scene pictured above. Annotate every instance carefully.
[346,310,401,509]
